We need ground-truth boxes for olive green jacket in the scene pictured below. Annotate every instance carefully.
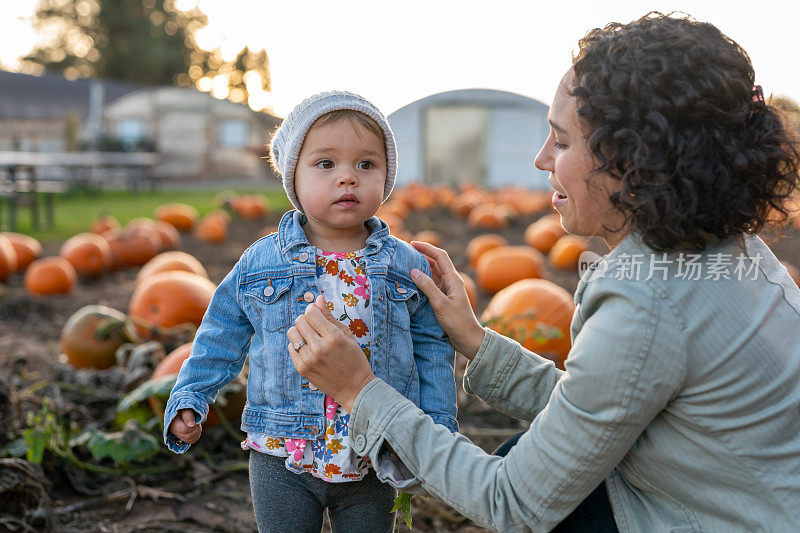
[350,233,800,532]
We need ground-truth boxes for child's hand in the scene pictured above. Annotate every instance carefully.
[168,408,202,444]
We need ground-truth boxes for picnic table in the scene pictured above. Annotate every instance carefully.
[0,151,160,231]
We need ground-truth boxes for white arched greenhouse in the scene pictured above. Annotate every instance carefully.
[387,89,550,189]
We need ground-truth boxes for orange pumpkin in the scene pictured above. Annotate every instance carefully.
[434,186,456,206]
[537,213,562,225]
[148,342,247,427]
[232,194,270,219]
[466,234,508,268]
[91,214,121,234]
[412,191,437,210]
[127,217,157,230]
[129,271,216,335]
[507,191,550,215]
[155,203,199,232]
[0,235,19,280]
[214,190,238,209]
[460,271,478,311]
[475,246,546,294]
[260,225,279,238]
[105,228,161,267]
[450,194,481,217]
[24,257,77,295]
[59,233,113,277]
[549,235,591,270]
[781,261,800,287]
[1,232,42,271]
[194,213,228,243]
[208,209,232,223]
[412,230,441,247]
[467,204,509,229]
[136,251,209,285]
[377,200,409,220]
[393,229,413,242]
[380,213,405,234]
[61,305,136,369]
[481,278,574,368]
[524,217,565,253]
[150,220,182,251]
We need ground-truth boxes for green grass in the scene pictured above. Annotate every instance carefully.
[4,186,291,242]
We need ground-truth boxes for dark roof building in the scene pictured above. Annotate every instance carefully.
[0,69,143,120]
[0,69,280,181]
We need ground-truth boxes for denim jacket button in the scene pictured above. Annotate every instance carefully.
[263,286,274,297]
[303,291,314,303]
[397,286,408,294]
[298,252,309,262]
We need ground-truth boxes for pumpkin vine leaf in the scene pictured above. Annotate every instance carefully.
[72,420,159,465]
[117,375,177,413]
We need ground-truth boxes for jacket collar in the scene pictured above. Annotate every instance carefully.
[278,209,390,257]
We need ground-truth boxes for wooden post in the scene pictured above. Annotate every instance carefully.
[30,166,40,231]
[8,165,17,231]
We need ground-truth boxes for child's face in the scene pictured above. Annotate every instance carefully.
[295,117,386,232]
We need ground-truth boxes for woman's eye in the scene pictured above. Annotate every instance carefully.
[358,161,374,170]
[553,140,567,150]
[317,160,334,169]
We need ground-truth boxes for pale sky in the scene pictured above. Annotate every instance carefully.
[1,0,798,117]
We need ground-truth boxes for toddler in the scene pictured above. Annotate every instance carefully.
[162,91,458,532]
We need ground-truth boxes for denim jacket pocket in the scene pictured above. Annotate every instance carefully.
[243,275,293,332]
[386,280,419,331]
[385,280,420,396]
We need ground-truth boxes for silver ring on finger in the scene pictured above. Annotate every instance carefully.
[293,340,306,351]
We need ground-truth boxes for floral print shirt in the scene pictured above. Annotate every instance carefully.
[242,248,372,482]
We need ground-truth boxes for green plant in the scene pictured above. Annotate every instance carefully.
[22,398,60,465]
[71,420,159,464]
[13,397,170,475]
[392,492,416,531]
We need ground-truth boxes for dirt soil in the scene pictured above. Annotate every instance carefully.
[2,207,800,532]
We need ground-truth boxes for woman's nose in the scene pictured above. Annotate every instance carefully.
[534,143,552,172]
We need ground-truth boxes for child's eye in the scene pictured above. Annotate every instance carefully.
[358,161,374,170]
[316,160,334,169]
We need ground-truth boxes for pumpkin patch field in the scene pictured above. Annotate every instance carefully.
[2,184,800,532]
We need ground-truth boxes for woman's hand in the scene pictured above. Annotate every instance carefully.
[287,295,376,413]
[410,241,485,360]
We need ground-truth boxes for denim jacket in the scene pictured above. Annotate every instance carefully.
[163,210,458,453]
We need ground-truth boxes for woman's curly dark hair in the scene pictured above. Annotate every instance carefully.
[571,12,800,252]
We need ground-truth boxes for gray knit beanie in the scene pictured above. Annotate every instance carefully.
[269,90,397,213]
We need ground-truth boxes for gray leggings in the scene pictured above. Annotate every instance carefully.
[248,450,396,532]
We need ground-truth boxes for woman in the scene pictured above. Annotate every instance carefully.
[286,13,800,532]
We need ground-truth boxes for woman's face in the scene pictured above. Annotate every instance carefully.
[534,70,627,248]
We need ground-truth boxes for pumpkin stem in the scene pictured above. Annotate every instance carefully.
[125,315,197,346]
[95,317,127,341]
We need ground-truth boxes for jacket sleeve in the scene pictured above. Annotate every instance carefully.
[463,329,564,422]
[350,277,686,532]
[163,257,254,453]
[410,256,458,433]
